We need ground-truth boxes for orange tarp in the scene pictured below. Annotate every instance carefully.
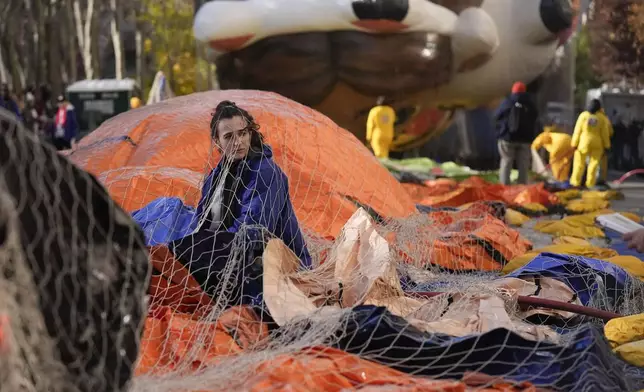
[148,245,214,313]
[403,177,558,209]
[67,91,533,272]
[136,305,268,375]
[390,202,531,271]
[137,306,543,392]
[67,91,533,274]
[67,90,418,240]
[246,347,542,392]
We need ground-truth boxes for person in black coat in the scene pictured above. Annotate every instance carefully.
[494,82,540,185]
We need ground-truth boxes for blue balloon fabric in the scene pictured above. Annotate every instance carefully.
[132,197,198,246]
[329,305,639,391]
[130,145,312,268]
[506,252,633,307]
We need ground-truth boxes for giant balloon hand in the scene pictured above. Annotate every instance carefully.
[194,0,575,150]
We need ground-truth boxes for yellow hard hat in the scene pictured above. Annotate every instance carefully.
[130,97,142,109]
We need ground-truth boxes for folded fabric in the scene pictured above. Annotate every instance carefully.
[333,306,635,391]
[605,313,644,367]
[505,252,633,307]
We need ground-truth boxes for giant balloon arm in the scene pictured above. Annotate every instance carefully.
[194,0,500,73]
[194,0,458,42]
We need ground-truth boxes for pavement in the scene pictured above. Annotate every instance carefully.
[607,170,644,213]
[515,170,644,249]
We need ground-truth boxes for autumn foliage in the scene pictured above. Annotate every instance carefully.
[630,3,644,44]
[588,0,644,83]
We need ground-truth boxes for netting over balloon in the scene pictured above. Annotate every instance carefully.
[1,91,644,392]
[0,107,149,392]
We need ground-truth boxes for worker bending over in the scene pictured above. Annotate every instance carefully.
[570,99,611,189]
[366,96,396,159]
[531,123,574,182]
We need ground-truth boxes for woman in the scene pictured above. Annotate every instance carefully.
[52,94,79,150]
[570,99,611,189]
[167,100,311,303]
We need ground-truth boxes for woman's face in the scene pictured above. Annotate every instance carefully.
[214,115,252,160]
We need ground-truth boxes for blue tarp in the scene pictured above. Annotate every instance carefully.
[407,252,634,307]
[506,252,633,307]
[393,252,640,388]
[547,180,574,190]
[131,145,312,267]
[329,305,638,391]
[131,197,197,246]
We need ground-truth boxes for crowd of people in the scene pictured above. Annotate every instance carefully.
[0,83,79,150]
[494,82,644,189]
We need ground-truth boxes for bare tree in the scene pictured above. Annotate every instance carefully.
[64,0,79,83]
[0,0,192,98]
[6,20,27,90]
[0,50,8,85]
[35,0,47,85]
[73,0,96,79]
[109,0,124,79]
[133,2,144,86]
[0,1,12,85]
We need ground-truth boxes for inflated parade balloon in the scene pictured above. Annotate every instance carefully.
[193,0,577,151]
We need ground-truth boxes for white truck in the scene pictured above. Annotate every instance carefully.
[586,86,644,124]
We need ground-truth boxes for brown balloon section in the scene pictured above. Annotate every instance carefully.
[215,31,453,107]
[215,30,456,145]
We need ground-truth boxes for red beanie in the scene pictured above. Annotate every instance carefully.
[512,82,527,94]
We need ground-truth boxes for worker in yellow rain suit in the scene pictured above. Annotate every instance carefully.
[531,123,574,181]
[366,96,396,159]
[598,108,614,183]
[570,99,612,188]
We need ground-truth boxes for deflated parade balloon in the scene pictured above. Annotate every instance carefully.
[194,0,577,151]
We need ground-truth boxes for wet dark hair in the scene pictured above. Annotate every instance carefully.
[209,100,265,151]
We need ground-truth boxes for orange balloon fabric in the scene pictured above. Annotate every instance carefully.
[136,306,544,392]
[402,177,558,208]
[67,90,417,240]
[63,91,543,390]
[389,202,531,271]
[67,91,532,274]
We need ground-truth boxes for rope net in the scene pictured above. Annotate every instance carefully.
[0,107,149,392]
[0,91,642,392]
